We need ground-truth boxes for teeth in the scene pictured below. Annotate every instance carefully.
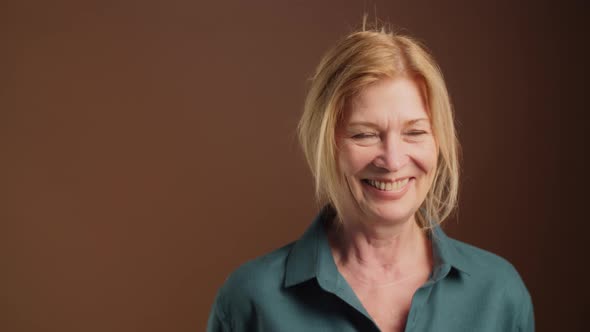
[367,178,409,191]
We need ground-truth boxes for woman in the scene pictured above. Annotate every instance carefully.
[207,27,534,332]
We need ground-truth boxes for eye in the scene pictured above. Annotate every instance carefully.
[352,133,379,140]
[405,130,428,136]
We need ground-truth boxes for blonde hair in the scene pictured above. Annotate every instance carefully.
[297,27,460,229]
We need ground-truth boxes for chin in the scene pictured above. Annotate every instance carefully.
[363,204,417,225]
[377,212,416,225]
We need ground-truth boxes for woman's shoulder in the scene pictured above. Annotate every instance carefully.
[442,233,532,307]
[215,242,295,301]
[443,234,534,330]
[445,235,523,280]
[208,242,297,330]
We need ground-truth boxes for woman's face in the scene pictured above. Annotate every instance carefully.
[336,77,438,225]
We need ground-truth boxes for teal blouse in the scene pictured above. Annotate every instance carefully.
[207,209,534,331]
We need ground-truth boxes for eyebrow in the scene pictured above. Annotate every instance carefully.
[347,118,430,127]
[407,118,430,125]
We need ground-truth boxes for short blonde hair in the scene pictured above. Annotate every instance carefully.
[297,27,460,229]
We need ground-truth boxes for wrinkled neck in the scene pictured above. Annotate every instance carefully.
[328,214,432,286]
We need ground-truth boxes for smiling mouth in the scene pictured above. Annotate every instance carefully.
[362,178,410,191]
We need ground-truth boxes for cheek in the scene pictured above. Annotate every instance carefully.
[338,144,376,176]
[412,143,438,175]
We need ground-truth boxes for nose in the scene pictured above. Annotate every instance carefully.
[372,134,409,172]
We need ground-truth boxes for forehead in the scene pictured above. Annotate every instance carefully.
[345,77,429,123]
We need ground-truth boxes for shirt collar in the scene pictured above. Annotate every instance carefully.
[284,206,336,288]
[429,224,472,277]
[284,207,471,288]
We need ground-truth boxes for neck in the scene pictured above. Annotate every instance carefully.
[328,214,432,287]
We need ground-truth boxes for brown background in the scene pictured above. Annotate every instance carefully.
[2,0,587,331]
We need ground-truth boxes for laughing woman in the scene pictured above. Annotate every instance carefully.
[207,27,534,332]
